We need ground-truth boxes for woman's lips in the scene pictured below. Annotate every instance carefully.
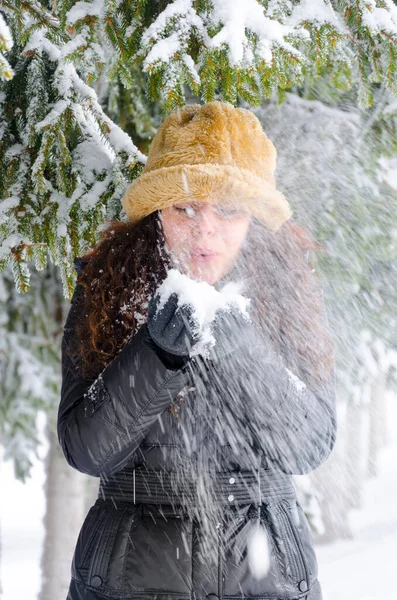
[190,249,218,263]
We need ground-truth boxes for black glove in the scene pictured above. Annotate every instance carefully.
[208,306,256,361]
[147,292,201,366]
[147,290,254,366]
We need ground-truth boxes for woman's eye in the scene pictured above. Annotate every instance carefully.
[215,207,244,218]
[175,206,196,217]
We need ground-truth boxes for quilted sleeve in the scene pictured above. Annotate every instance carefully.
[57,260,190,478]
[206,303,337,476]
[242,312,337,475]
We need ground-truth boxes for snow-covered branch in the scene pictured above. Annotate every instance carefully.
[0,12,14,80]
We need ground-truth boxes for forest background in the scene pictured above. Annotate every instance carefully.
[1,1,397,599]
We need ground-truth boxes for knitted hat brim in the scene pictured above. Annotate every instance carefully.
[122,163,293,232]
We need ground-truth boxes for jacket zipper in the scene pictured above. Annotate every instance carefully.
[217,521,224,600]
[278,503,308,586]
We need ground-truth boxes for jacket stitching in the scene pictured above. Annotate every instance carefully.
[96,507,128,592]
[83,376,111,418]
[101,410,126,433]
[84,378,143,434]
[120,507,138,593]
[141,442,181,447]
[93,370,184,475]
[191,518,195,593]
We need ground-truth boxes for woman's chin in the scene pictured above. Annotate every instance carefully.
[168,253,222,285]
[187,263,221,285]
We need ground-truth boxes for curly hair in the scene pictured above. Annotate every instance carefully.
[66,212,335,388]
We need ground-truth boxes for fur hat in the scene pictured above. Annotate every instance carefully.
[121,101,293,231]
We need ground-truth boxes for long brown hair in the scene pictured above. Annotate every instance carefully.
[67,212,335,387]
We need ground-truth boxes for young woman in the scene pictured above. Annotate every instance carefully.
[58,101,336,600]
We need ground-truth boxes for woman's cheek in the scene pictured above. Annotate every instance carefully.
[223,227,242,253]
[163,217,188,250]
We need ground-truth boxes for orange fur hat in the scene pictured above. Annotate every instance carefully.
[121,101,293,231]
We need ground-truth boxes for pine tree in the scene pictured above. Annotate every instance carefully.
[255,87,397,539]
[0,261,64,481]
[0,2,396,553]
[1,0,397,295]
[0,11,13,80]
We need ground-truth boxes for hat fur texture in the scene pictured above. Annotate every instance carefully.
[122,101,293,231]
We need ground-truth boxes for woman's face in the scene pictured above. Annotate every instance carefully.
[160,200,251,285]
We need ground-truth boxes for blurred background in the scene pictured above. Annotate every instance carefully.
[1,2,397,599]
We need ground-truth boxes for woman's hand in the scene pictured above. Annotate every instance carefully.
[147,292,201,357]
[209,307,255,360]
[147,289,253,362]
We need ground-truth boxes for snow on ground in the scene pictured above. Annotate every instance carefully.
[316,426,397,600]
[0,412,47,600]
[0,404,396,600]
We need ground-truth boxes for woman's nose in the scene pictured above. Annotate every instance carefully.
[194,205,218,236]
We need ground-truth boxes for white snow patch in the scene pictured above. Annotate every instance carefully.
[66,0,105,25]
[153,268,251,357]
[285,366,307,398]
[0,13,14,50]
[247,522,271,579]
[361,0,397,35]
[288,0,345,31]
[209,0,303,66]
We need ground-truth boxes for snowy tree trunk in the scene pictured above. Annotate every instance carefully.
[310,434,353,543]
[379,372,389,448]
[38,412,87,600]
[345,393,365,510]
[0,432,3,600]
[367,371,387,478]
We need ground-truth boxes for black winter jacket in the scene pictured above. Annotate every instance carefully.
[58,257,336,600]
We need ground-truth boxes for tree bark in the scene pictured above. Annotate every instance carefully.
[38,412,87,600]
[344,392,365,510]
[367,371,387,478]
[0,432,3,599]
[310,431,353,543]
